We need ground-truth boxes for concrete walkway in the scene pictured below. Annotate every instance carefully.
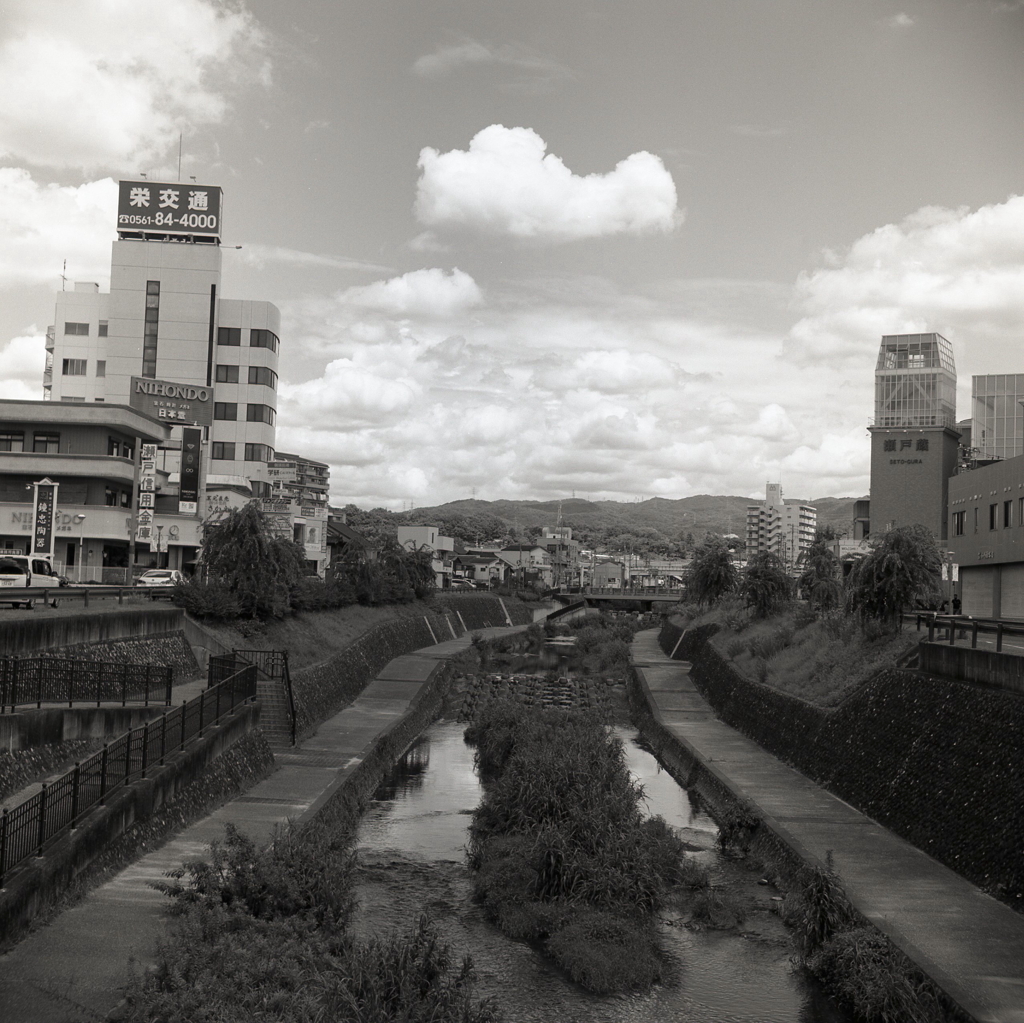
[0,624,523,1022]
[631,629,1024,1023]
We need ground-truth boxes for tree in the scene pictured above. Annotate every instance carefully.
[799,528,843,613]
[200,503,307,618]
[685,535,737,606]
[742,551,791,618]
[846,525,943,631]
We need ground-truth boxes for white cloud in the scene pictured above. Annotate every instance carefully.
[238,244,391,275]
[0,0,268,170]
[0,333,46,399]
[415,125,681,241]
[280,359,422,427]
[887,13,915,27]
[0,170,116,289]
[412,40,496,77]
[340,268,483,318]
[788,194,1024,368]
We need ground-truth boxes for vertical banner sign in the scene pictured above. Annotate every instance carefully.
[31,479,59,557]
[179,428,201,514]
[135,443,158,543]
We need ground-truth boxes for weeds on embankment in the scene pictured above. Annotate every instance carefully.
[464,698,713,994]
[790,858,953,1023]
[123,819,497,1023]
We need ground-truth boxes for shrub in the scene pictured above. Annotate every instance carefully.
[546,910,662,993]
[171,578,241,620]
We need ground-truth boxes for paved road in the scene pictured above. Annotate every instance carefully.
[631,629,1024,1023]
[0,624,524,1022]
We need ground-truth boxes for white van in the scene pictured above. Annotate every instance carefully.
[0,552,62,608]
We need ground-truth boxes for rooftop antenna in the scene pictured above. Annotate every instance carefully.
[177,133,183,182]
[60,259,67,291]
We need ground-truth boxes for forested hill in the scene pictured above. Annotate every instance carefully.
[340,494,865,554]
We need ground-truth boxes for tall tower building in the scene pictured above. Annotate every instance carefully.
[46,180,279,503]
[868,332,959,540]
[971,374,1024,461]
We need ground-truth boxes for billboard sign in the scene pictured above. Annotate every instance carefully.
[117,180,222,237]
[129,376,213,426]
[135,444,158,544]
[31,479,59,557]
[179,427,202,515]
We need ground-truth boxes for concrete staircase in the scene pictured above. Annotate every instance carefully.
[256,677,293,749]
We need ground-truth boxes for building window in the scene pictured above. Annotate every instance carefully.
[64,396,85,402]
[974,507,979,534]
[0,432,24,452]
[217,327,241,346]
[244,443,271,462]
[211,442,236,460]
[108,437,120,457]
[96,360,106,377]
[1005,500,1013,528]
[62,358,87,375]
[990,503,998,530]
[214,402,237,420]
[952,511,966,537]
[105,487,118,507]
[246,403,276,425]
[64,322,89,335]
[247,366,278,388]
[98,321,108,337]
[142,280,160,378]
[33,432,60,453]
[215,364,239,383]
[250,329,279,352]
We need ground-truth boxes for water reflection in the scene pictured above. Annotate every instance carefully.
[354,720,851,1023]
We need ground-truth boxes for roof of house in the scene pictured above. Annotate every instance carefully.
[326,520,372,547]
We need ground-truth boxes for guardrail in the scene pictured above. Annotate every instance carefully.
[0,656,173,712]
[912,613,1024,653]
[231,649,296,747]
[0,585,169,610]
[0,663,257,885]
[583,587,683,597]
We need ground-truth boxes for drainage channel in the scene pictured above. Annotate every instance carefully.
[352,718,851,1023]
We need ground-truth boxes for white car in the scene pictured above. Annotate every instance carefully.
[0,553,62,608]
[135,569,185,597]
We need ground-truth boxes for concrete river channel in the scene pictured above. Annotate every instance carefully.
[350,680,854,1023]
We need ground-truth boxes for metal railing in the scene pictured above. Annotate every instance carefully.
[0,663,257,884]
[0,657,173,712]
[912,613,1024,653]
[0,585,161,610]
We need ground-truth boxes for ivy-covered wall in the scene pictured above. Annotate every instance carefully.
[663,621,1024,905]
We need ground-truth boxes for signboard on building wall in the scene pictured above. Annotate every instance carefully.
[135,444,157,544]
[31,479,59,557]
[129,377,214,427]
[117,180,222,237]
[179,428,202,515]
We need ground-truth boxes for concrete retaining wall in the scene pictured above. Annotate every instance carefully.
[0,705,169,751]
[919,641,1024,695]
[0,607,184,657]
[0,701,259,944]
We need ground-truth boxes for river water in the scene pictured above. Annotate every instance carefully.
[352,719,850,1023]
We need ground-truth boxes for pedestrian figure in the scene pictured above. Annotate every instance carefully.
[939,599,948,613]
[952,593,961,615]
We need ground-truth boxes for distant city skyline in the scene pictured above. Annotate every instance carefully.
[2,0,1024,508]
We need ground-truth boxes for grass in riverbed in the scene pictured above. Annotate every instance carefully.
[465,698,699,993]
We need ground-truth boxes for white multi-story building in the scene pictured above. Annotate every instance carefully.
[746,483,816,574]
[45,179,279,502]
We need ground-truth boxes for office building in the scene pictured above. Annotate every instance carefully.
[266,451,330,574]
[745,483,816,573]
[868,333,960,540]
[45,179,280,504]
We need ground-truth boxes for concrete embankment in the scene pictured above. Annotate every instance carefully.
[0,623,525,1023]
[628,628,1024,1023]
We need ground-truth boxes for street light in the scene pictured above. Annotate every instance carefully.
[73,513,86,583]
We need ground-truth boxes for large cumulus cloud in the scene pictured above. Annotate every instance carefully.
[415,125,681,242]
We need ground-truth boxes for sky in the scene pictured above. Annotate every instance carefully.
[2,0,1024,509]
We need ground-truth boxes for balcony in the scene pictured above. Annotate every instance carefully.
[0,451,137,483]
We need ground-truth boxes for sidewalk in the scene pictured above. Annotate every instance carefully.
[0,624,523,1023]
[631,629,1024,1023]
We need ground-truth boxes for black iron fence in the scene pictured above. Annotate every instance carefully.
[0,662,256,884]
[0,657,174,712]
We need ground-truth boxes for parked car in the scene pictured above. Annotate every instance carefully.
[135,569,185,597]
[0,554,62,608]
